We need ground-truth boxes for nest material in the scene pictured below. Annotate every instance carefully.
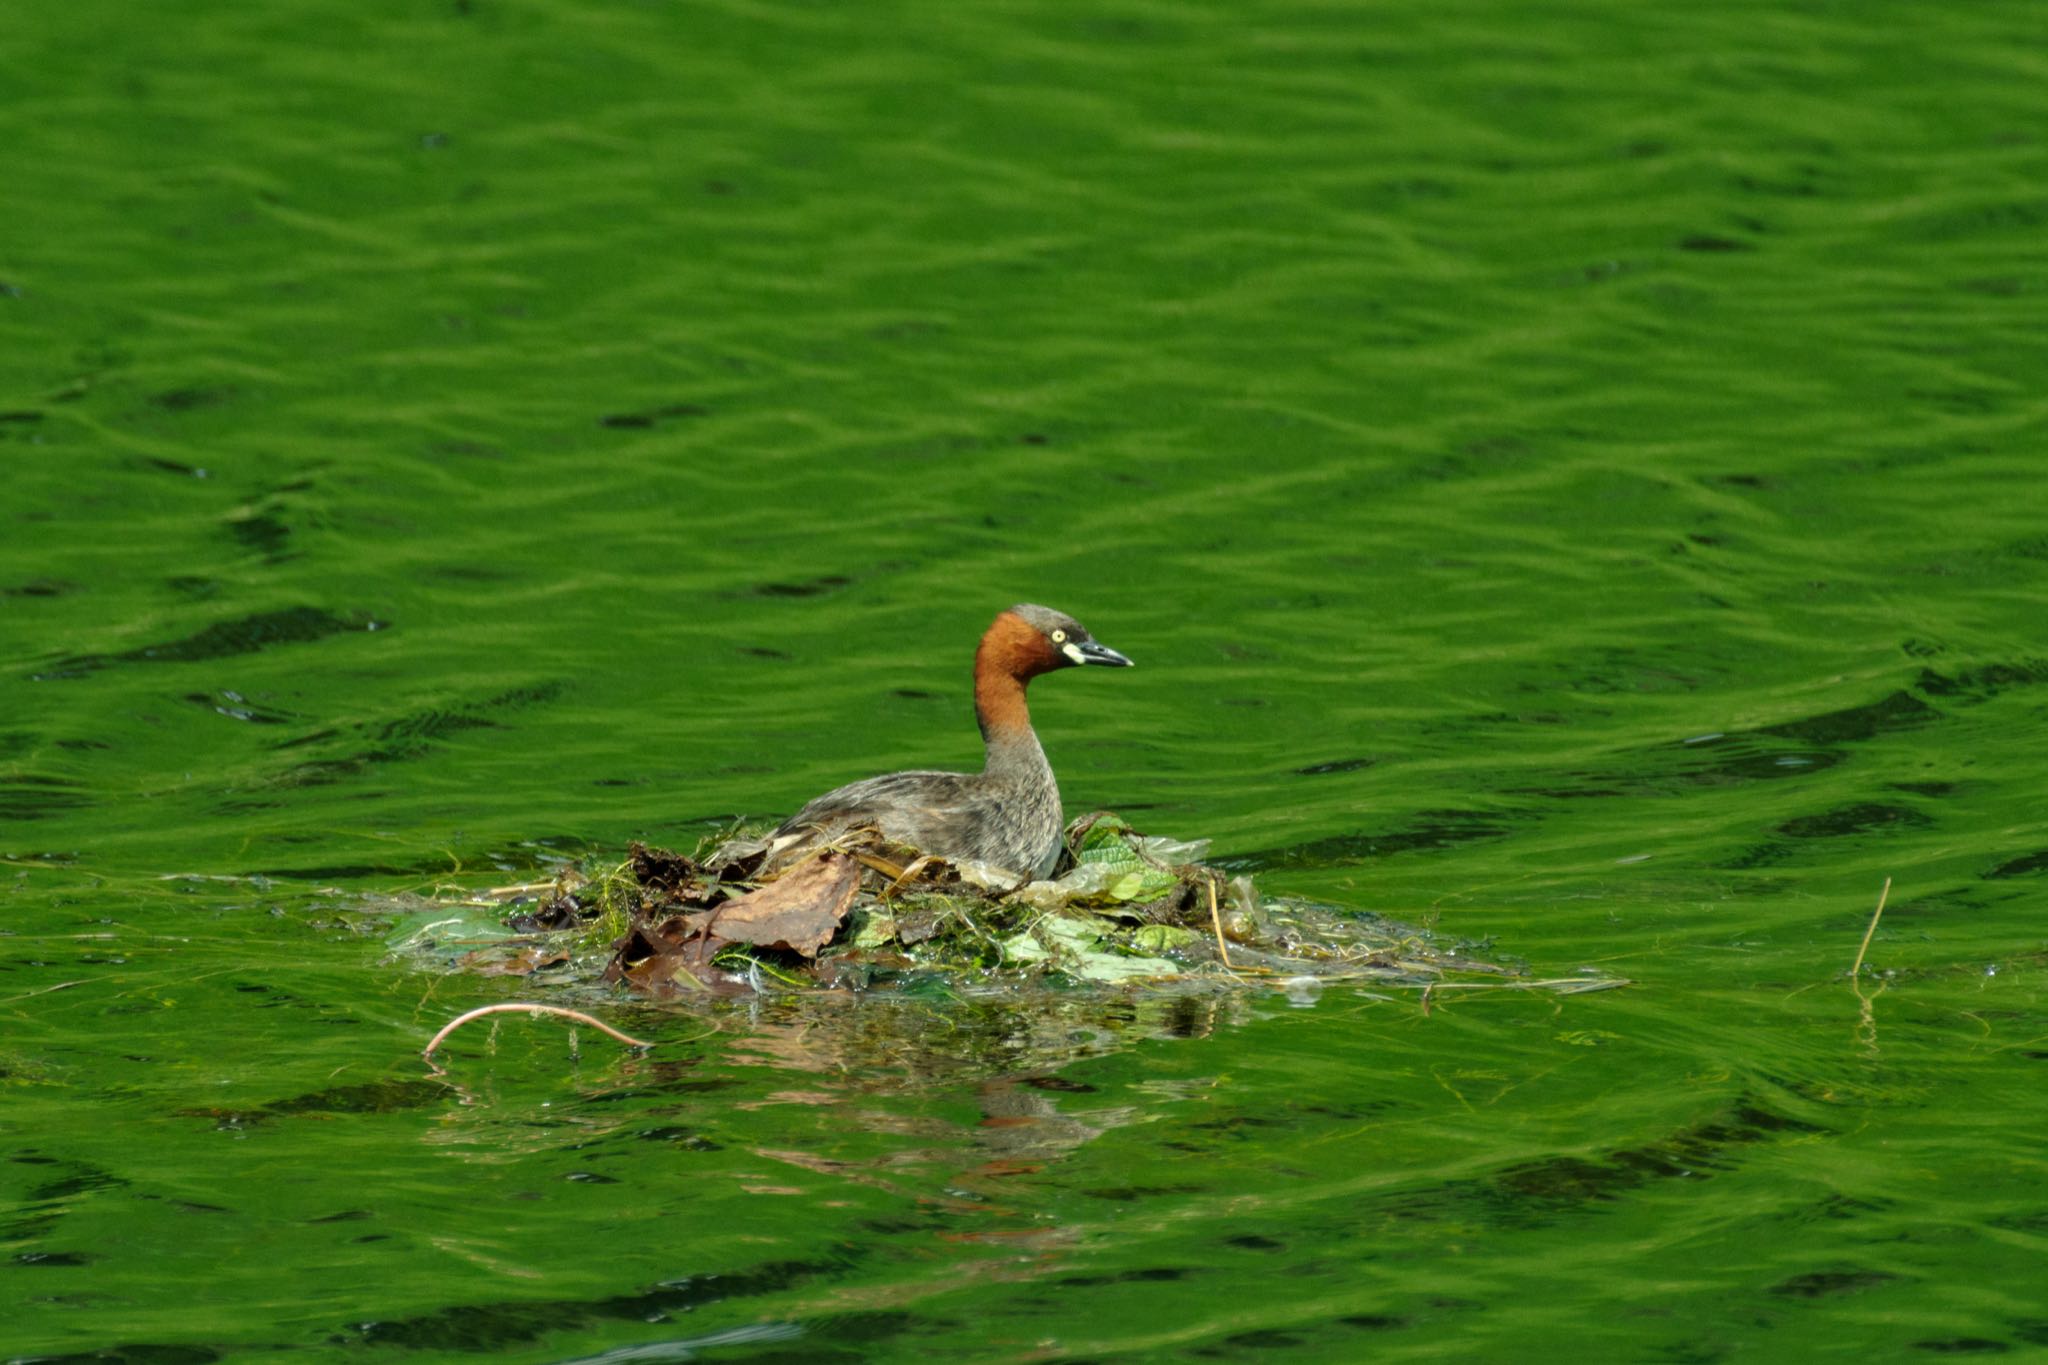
[400,813,1621,997]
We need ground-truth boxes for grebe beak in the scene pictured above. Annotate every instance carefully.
[1064,639,1133,668]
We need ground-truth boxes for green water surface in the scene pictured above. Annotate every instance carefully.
[6,0,2047,1360]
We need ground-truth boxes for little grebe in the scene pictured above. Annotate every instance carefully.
[769,604,1132,879]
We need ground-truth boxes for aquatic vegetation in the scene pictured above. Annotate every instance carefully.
[391,815,1623,998]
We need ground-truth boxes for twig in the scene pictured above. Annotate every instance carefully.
[851,849,909,881]
[1,979,89,1005]
[1849,877,1892,979]
[422,1003,655,1061]
[1205,874,1239,970]
[880,854,939,900]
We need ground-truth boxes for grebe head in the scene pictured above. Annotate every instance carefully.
[987,603,1133,676]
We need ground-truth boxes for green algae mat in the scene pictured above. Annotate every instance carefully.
[6,0,2048,1360]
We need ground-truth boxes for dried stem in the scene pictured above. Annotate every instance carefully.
[1205,874,1238,970]
[422,1003,656,1061]
[1849,877,1892,979]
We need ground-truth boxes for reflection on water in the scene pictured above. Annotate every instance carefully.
[421,990,1236,1171]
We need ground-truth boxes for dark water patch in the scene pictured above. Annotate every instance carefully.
[1295,757,1374,776]
[1775,803,1932,840]
[1758,690,1938,745]
[1080,1184,1203,1203]
[184,690,295,725]
[346,1259,841,1351]
[222,507,291,561]
[1915,661,2048,703]
[422,564,516,584]
[269,727,339,752]
[0,849,78,865]
[1988,1209,2048,1234]
[6,1345,221,1365]
[731,576,853,599]
[1671,738,1843,785]
[1779,1192,1891,1225]
[142,457,210,478]
[372,709,500,747]
[137,1195,232,1216]
[1607,693,1939,797]
[1059,1266,1194,1286]
[1911,1340,2012,1355]
[1890,781,1957,798]
[266,682,565,788]
[1678,233,1752,252]
[1,1210,64,1242]
[1984,850,2048,880]
[148,386,235,412]
[1383,1096,1826,1230]
[1341,1314,1411,1331]
[4,577,76,597]
[597,402,707,429]
[1720,840,1792,871]
[1507,773,1631,800]
[1544,647,1720,696]
[14,1249,96,1266]
[1734,167,1831,199]
[26,1164,131,1202]
[1227,809,1516,871]
[177,1080,444,1128]
[34,607,385,680]
[1901,195,2048,244]
[0,776,93,821]
[1768,1267,1897,1298]
[266,1080,445,1117]
[427,439,503,460]
[1196,1327,1310,1354]
[1958,275,2031,297]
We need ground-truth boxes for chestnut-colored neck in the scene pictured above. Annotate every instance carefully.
[972,611,1055,756]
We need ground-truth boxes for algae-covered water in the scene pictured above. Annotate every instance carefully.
[6,0,2047,1359]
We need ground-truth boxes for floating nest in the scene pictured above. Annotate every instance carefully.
[385,814,1623,999]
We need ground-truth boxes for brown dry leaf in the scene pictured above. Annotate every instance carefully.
[605,914,728,989]
[706,851,860,957]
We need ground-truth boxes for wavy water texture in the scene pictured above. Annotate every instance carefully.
[3,0,2046,1361]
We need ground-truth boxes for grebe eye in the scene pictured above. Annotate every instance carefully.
[1051,629,1067,643]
